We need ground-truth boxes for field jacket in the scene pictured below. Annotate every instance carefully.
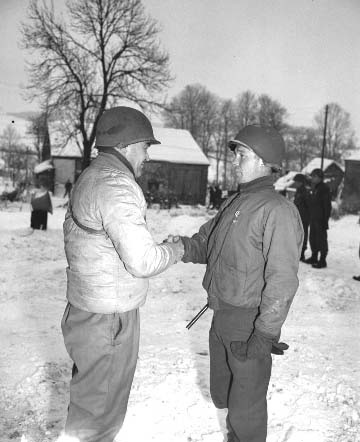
[181,175,304,338]
[63,150,179,314]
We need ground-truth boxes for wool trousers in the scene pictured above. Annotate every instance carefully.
[61,303,140,442]
[30,210,48,230]
[309,221,328,257]
[209,308,272,442]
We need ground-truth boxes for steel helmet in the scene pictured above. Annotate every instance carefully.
[228,125,285,168]
[293,173,306,184]
[95,106,160,148]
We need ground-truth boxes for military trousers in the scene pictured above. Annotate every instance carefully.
[309,221,328,257]
[61,303,140,442]
[209,308,272,442]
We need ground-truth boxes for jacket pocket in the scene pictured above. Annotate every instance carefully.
[213,261,247,305]
[110,313,123,346]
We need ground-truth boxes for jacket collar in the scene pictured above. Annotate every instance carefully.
[238,175,275,193]
[97,148,136,178]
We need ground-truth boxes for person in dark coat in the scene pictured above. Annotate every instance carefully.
[208,184,216,209]
[305,168,332,268]
[30,184,53,230]
[63,179,73,199]
[214,184,222,209]
[293,173,311,262]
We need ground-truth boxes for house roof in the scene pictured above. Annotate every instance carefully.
[51,127,209,166]
[301,157,344,174]
[34,159,54,174]
[150,128,209,165]
[274,171,298,192]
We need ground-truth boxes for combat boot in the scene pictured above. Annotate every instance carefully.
[304,253,318,265]
[312,254,327,269]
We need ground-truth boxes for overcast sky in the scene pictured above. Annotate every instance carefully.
[0,0,359,141]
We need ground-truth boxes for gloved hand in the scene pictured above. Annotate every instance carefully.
[231,330,288,361]
[164,234,181,243]
[271,341,289,355]
[164,237,184,262]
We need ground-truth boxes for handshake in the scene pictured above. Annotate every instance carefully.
[164,234,182,244]
[163,234,184,262]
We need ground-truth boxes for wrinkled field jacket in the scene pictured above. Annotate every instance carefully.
[181,176,304,338]
[63,151,178,314]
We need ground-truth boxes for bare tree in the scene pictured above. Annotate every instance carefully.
[163,84,218,155]
[257,94,288,130]
[21,0,172,169]
[211,99,236,186]
[284,125,318,170]
[233,90,258,129]
[28,111,51,162]
[0,125,26,184]
[314,103,355,160]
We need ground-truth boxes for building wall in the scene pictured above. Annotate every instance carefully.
[139,162,208,205]
[342,160,360,212]
[53,157,83,196]
[52,157,209,205]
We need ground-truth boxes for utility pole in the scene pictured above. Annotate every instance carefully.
[25,147,29,185]
[320,104,329,170]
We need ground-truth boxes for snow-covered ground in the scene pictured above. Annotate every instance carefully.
[0,198,359,442]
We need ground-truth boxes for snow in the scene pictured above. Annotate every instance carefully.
[34,160,54,174]
[301,158,344,174]
[0,199,359,442]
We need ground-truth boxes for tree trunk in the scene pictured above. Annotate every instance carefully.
[82,142,92,170]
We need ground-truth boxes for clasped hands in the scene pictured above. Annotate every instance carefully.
[164,234,181,244]
[163,234,184,262]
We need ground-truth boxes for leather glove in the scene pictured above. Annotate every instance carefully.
[271,341,289,355]
[231,330,288,361]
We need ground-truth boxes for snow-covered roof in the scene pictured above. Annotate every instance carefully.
[274,171,298,191]
[51,127,210,166]
[34,159,54,174]
[151,128,209,165]
[301,157,344,174]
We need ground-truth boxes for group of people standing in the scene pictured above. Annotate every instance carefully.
[293,168,332,269]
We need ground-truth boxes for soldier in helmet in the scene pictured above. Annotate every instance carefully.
[61,107,184,442]
[167,125,303,442]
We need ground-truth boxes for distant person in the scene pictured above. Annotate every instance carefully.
[208,184,215,209]
[214,184,222,209]
[30,183,53,230]
[305,168,332,268]
[61,107,184,442]
[293,173,311,262]
[63,179,73,199]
